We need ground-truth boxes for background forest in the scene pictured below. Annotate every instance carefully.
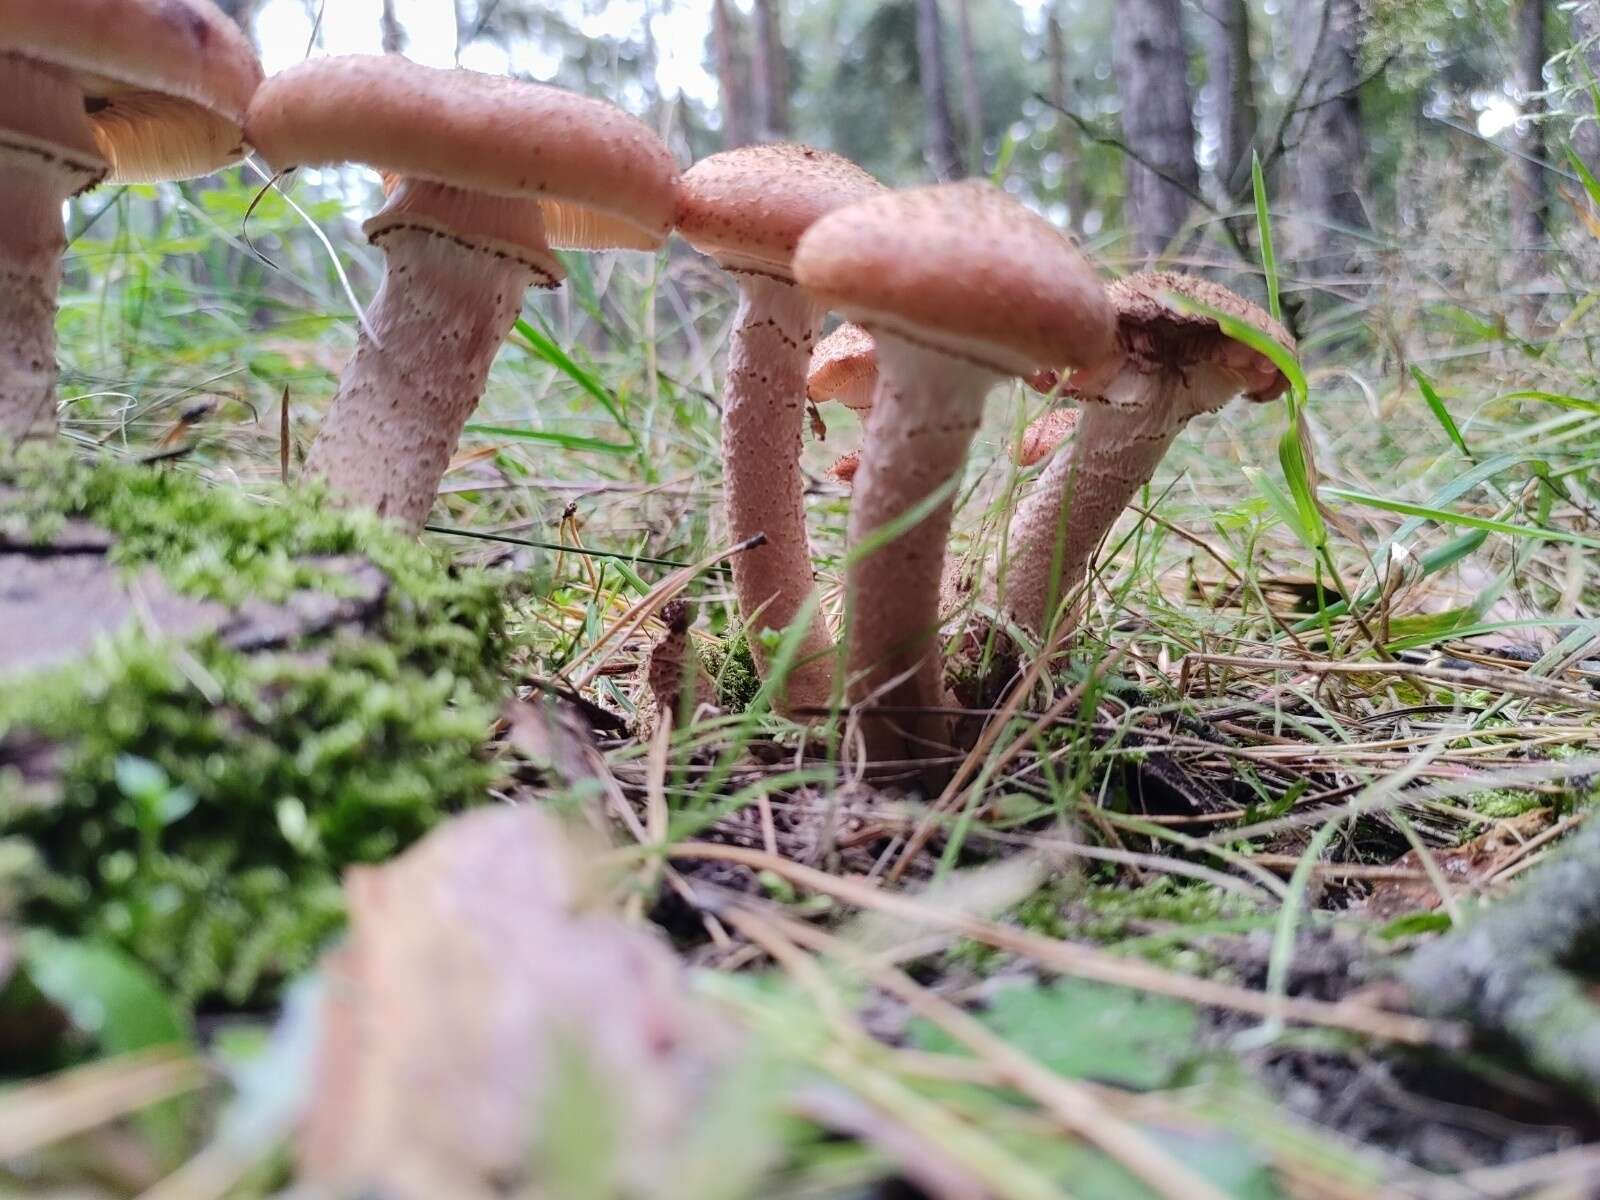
[10,0,1600,1197]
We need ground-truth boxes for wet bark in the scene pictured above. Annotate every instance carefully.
[955,0,986,173]
[1511,0,1548,323]
[1046,6,1089,228]
[1112,0,1200,258]
[751,0,790,140]
[712,0,754,149]
[1288,0,1369,272]
[1200,0,1258,199]
[916,0,965,180]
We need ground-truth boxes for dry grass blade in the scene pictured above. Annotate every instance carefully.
[665,842,1453,1046]
[730,904,1236,1200]
[0,1047,207,1159]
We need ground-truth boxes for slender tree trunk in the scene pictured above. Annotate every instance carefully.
[1112,0,1200,258]
[712,0,754,149]
[1047,6,1089,228]
[1200,0,1258,199]
[751,0,789,140]
[916,0,965,180]
[1289,0,1368,272]
[1512,0,1548,319]
[955,0,986,173]
[379,0,405,53]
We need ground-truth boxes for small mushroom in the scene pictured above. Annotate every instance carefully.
[0,0,262,440]
[808,323,1068,491]
[246,56,679,530]
[1002,271,1296,639]
[794,181,1114,767]
[1015,407,1078,468]
[675,144,882,715]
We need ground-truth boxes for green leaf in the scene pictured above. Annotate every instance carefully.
[1410,368,1469,458]
[1251,152,1282,325]
[21,931,191,1056]
[909,979,1201,1090]
[1319,487,1600,549]
[1567,142,1600,209]
[462,423,634,455]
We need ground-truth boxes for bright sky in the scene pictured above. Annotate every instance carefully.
[254,0,724,107]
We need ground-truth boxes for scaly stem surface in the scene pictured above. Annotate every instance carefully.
[0,56,105,444]
[721,275,835,714]
[1002,376,1182,639]
[846,335,995,767]
[305,230,538,530]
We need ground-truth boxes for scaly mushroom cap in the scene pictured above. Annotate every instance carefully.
[794,180,1115,377]
[1015,407,1078,467]
[1070,272,1295,409]
[676,143,883,282]
[246,55,680,253]
[0,0,262,182]
[806,322,878,410]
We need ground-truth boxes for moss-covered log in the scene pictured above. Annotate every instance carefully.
[0,448,515,1007]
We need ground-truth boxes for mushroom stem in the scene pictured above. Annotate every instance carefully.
[0,56,106,442]
[1002,374,1184,639]
[721,274,836,713]
[305,187,551,530]
[846,334,996,764]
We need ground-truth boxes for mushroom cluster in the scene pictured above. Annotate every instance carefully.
[0,0,262,441]
[19,36,1298,780]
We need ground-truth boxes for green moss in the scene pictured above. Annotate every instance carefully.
[701,628,763,713]
[1470,788,1548,820]
[0,448,512,1006]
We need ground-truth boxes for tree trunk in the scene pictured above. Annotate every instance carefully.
[1200,0,1258,199]
[955,0,986,173]
[1512,0,1548,320]
[916,0,965,180]
[1112,0,1200,258]
[712,0,754,149]
[1288,0,1368,272]
[380,0,406,53]
[1046,6,1089,228]
[751,0,789,140]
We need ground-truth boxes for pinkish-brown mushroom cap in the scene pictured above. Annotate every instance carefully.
[1,0,262,181]
[794,180,1115,377]
[1070,272,1295,406]
[676,143,883,282]
[246,55,680,253]
[1015,407,1079,467]
[806,322,878,410]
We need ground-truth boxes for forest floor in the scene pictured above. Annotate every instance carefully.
[5,179,1600,1199]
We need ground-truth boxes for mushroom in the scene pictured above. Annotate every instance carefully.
[675,144,882,715]
[807,322,1069,489]
[1015,407,1078,468]
[0,0,262,441]
[246,56,679,531]
[794,181,1114,767]
[1002,271,1295,639]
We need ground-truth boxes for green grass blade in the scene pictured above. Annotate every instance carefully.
[1320,486,1600,549]
[462,423,634,455]
[510,316,633,437]
[1410,367,1470,458]
[1251,152,1282,324]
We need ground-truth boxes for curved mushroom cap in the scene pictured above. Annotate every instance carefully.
[1075,272,1296,404]
[807,322,878,411]
[794,180,1115,377]
[0,0,262,181]
[808,321,1067,414]
[676,143,883,281]
[828,448,861,486]
[246,55,680,252]
[1015,407,1078,467]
